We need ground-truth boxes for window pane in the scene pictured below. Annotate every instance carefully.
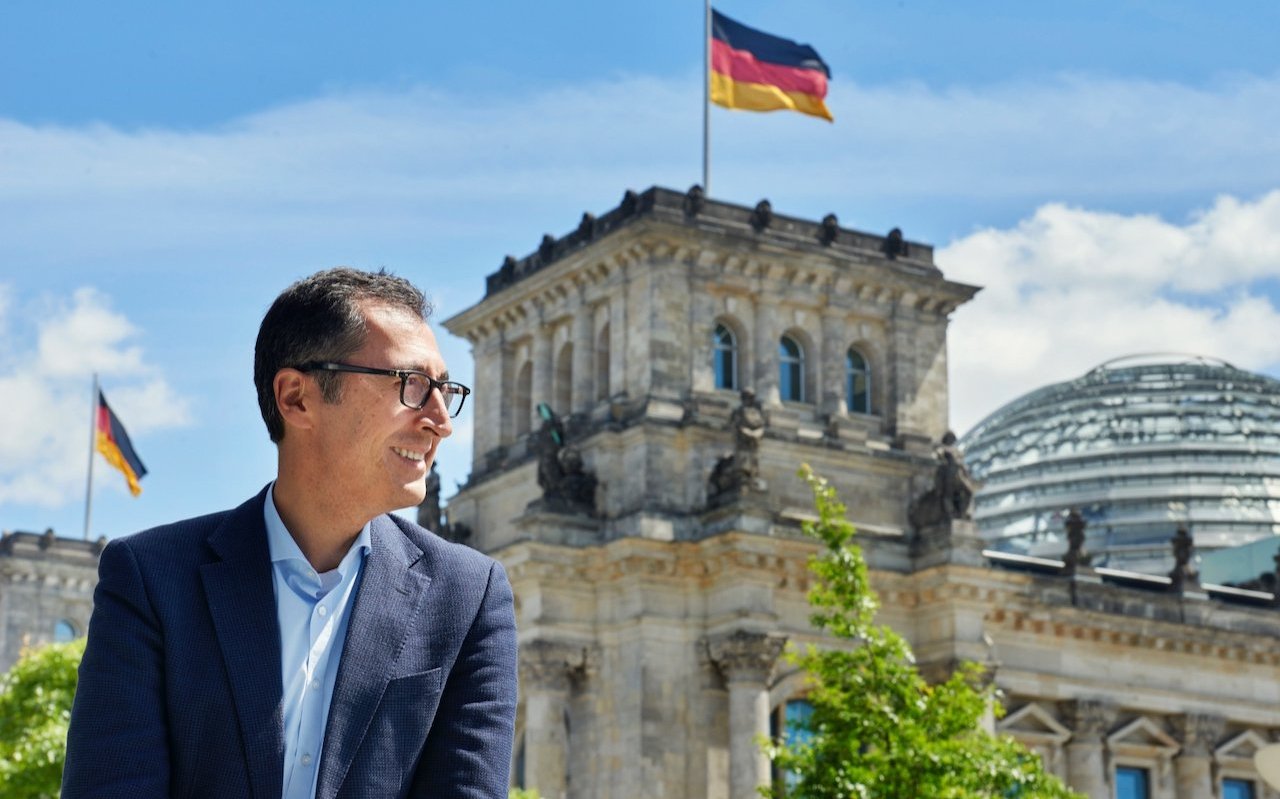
[1115,766,1149,799]
[54,619,77,642]
[1223,779,1256,799]
[845,348,870,413]
[779,337,804,402]
[714,325,737,390]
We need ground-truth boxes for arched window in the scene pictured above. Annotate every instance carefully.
[713,324,738,390]
[554,342,573,414]
[779,336,805,402]
[845,348,871,414]
[770,698,814,793]
[596,323,611,402]
[514,361,532,438]
[54,619,78,642]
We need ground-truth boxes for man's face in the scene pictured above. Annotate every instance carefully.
[311,302,453,521]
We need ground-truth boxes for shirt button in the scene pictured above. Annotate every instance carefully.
[317,605,328,617]
[301,753,313,766]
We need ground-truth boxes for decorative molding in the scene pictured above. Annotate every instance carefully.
[706,630,787,684]
[1171,713,1226,758]
[999,702,1072,746]
[1061,699,1116,742]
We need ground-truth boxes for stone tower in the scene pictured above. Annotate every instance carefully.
[443,186,979,799]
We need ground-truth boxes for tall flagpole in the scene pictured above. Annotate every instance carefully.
[84,373,98,540]
[703,0,711,196]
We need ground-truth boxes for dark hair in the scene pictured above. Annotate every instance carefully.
[254,267,430,442]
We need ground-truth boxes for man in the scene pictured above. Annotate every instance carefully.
[64,268,518,799]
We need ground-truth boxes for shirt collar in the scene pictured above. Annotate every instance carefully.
[264,483,373,577]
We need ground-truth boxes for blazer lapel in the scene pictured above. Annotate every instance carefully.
[315,516,433,799]
[199,488,284,799]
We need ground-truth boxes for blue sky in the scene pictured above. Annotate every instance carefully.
[3,0,1279,540]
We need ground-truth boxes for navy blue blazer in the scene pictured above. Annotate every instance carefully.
[63,487,517,799]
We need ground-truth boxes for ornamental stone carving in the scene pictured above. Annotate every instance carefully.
[1062,509,1091,575]
[908,431,978,532]
[520,640,592,693]
[1060,699,1115,743]
[706,630,787,684]
[1171,713,1225,759]
[708,390,768,507]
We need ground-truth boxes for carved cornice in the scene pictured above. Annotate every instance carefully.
[987,606,1280,666]
[706,630,787,684]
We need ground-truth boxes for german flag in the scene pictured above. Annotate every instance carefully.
[96,390,147,497]
[710,9,833,122]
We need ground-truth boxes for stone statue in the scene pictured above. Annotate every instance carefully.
[1062,508,1091,574]
[708,390,767,504]
[684,184,705,217]
[908,431,978,532]
[819,213,839,246]
[532,403,597,515]
[750,199,772,231]
[883,227,908,259]
[417,462,443,532]
[1169,527,1199,591]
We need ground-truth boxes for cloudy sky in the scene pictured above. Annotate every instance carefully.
[2,0,1278,539]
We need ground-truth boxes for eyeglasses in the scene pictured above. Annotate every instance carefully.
[299,362,471,418]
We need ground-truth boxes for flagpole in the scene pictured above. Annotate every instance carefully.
[84,373,98,540]
[703,0,711,196]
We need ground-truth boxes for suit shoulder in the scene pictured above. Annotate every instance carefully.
[105,506,239,568]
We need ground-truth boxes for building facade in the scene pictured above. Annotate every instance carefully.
[0,530,100,672]
[444,186,1280,799]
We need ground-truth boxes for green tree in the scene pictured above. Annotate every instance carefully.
[0,638,86,798]
[763,467,1083,799]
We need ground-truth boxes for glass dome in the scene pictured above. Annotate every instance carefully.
[960,355,1280,574]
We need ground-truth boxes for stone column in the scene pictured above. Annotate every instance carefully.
[820,310,845,416]
[753,299,779,405]
[531,318,553,431]
[1172,714,1224,799]
[609,290,627,397]
[570,301,594,412]
[708,631,787,799]
[473,331,504,459]
[519,641,587,799]
[1062,700,1114,799]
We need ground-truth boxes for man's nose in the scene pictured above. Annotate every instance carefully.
[419,390,453,437]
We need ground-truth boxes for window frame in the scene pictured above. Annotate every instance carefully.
[845,347,872,414]
[713,323,739,391]
[778,335,806,403]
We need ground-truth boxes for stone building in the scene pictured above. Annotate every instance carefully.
[443,186,1280,799]
[0,530,100,671]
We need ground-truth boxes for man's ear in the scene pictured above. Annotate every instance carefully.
[275,369,316,433]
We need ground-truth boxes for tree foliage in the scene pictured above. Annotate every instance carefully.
[762,467,1083,799]
[0,638,86,798]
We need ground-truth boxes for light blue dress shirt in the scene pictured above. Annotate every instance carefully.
[265,485,372,799]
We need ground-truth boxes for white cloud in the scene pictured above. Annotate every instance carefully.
[1,71,1278,268]
[0,287,191,507]
[944,191,1280,434]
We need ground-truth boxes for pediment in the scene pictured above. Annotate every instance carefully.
[1107,717,1180,755]
[999,703,1071,744]
[1216,730,1270,762]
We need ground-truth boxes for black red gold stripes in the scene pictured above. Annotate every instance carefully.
[95,390,147,497]
[710,9,833,122]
